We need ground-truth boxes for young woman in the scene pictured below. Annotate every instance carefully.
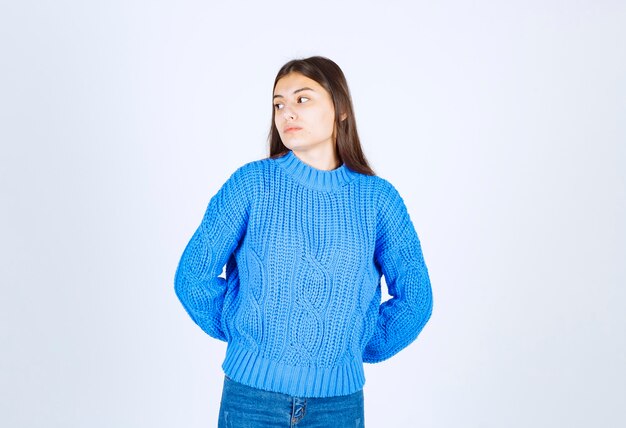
[174,56,433,427]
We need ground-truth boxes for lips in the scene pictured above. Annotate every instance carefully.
[284,126,302,133]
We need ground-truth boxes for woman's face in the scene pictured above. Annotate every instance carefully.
[273,72,337,152]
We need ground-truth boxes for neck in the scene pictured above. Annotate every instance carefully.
[291,145,340,171]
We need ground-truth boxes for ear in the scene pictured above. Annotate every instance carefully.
[340,112,347,121]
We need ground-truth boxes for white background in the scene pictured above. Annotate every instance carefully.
[1,1,624,427]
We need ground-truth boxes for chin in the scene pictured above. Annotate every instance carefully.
[283,141,307,151]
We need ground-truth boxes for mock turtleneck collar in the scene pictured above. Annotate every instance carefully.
[273,150,358,191]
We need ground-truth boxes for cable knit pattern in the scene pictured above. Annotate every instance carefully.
[174,150,433,397]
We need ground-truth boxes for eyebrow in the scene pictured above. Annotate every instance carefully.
[273,87,315,99]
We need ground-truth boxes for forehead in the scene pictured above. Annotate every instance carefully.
[273,72,326,95]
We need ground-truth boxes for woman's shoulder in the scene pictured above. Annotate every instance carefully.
[233,155,281,175]
[225,156,269,181]
[355,172,399,196]
[364,174,410,216]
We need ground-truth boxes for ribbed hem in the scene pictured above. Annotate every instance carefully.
[221,343,365,398]
[273,150,358,191]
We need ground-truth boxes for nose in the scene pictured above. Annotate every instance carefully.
[282,105,296,121]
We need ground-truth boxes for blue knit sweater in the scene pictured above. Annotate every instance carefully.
[174,149,433,398]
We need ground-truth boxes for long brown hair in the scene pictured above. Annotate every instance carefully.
[267,56,376,176]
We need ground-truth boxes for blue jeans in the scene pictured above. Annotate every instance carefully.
[218,375,365,427]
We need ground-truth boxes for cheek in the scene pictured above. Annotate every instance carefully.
[310,109,335,133]
[322,112,336,135]
[274,118,284,134]
[273,119,283,139]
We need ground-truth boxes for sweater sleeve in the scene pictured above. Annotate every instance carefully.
[362,181,433,363]
[174,165,250,342]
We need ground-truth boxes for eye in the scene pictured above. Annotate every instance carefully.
[298,96,309,104]
[273,103,284,110]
